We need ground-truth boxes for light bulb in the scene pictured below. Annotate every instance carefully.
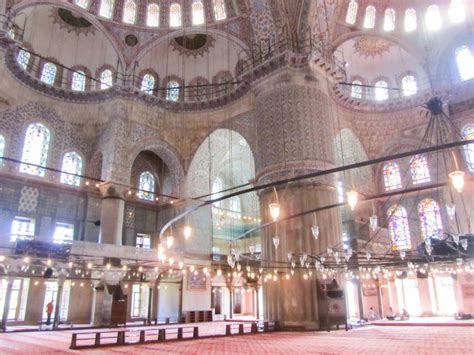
[272,235,280,249]
[184,226,192,240]
[87,262,93,269]
[369,215,378,231]
[400,250,406,260]
[249,245,255,254]
[269,203,280,220]
[287,252,292,261]
[460,239,468,251]
[366,251,371,261]
[347,190,358,210]
[449,170,465,192]
[178,261,184,269]
[311,225,320,240]
[166,235,174,249]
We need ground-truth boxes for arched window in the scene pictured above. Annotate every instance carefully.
[40,62,57,85]
[418,198,443,240]
[404,8,417,32]
[71,70,86,91]
[426,5,442,31]
[212,177,223,208]
[410,155,430,184]
[384,8,395,31]
[20,123,51,176]
[169,3,182,27]
[60,151,83,186]
[123,0,136,24]
[345,0,358,25]
[455,46,474,81]
[100,69,113,90]
[449,0,466,23]
[363,5,376,29]
[166,80,180,101]
[374,80,388,101]
[387,205,411,250]
[17,49,30,70]
[213,0,227,21]
[383,162,402,191]
[99,0,114,18]
[140,74,155,94]
[192,0,205,25]
[147,3,160,27]
[462,124,474,172]
[0,134,5,158]
[75,0,89,9]
[401,75,417,96]
[351,80,362,99]
[138,171,155,201]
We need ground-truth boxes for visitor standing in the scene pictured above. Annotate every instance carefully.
[46,300,54,325]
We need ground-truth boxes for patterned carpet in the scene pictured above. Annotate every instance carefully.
[0,325,472,354]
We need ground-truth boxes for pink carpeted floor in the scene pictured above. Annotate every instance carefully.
[0,325,473,354]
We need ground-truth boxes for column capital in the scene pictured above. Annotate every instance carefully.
[98,181,128,200]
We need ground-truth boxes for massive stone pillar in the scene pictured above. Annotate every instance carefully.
[98,183,126,245]
[255,68,342,329]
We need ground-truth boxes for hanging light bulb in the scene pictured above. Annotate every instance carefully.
[287,252,292,261]
[347,190,358,210]
[366,251,371,261]
[184,226,192,240]
[327,247,333,256]
[249,245,255,255]
[345,248,353,261]
[169,258,174,266]
[311,225,320,240]
[291,261,296,268]
[236,263,242,271]
[166,235,174,249]
[302,253,308,263]
[299,256,305,267]
[449,170,465,192]
[460,239,468,251]
[369,215,378,231]
[315,261,321,270]
[290,269,294,276]
[269,203,280,220]
[320,256,325,264]
[453,234,460,245]
[399,250,406,260]
[47,258,52,266]
[446,203,456,220]
[273,235,280,249]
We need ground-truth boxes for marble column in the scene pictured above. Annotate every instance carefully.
[98,182,127,245]
[53,276,66,329]
[255,69,342,330]
[1,276,14,331]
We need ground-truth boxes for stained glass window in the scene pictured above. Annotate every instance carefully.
[363,5,376,29]
[418,198,443,240]
[462,124,474,172]
[455,46,474,81]
[147,3,160,27]
[0,135,4,158]
[100,69,113,90]
[75,0,89,9]
[192,0,205,25]
[402,75,417,96]
[123,0,136,24]
[71,71,86,91]
[426,5,442,31]
[166,80,180,101]
[405,8,417,32]
[99,0,114,18]
[138,171,155,201]
[384,8,395,31]
[213,0,227,21]
[20,123,51,176]
[17,49,30,70]
[345,0,358,25]
[387,205,411,250]
[374,80,388,101]
[40,63,57,85]
[449,0,465,23]
[383,162,402,191]
[141,74,155,94]
[169,3,182,27]
[410,155,430,184]
[10,217,35,242]
[60,152,83,186]
[351,80,362,99]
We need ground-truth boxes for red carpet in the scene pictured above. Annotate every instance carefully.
[0,325,473,354]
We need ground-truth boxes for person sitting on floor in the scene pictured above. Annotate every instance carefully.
[400,308,410,321]
[386,307,396,321]
[368,307,380,321]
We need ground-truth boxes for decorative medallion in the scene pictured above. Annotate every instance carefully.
[353,36,393,59]
[51,8,95,36]
[170,34,215,58]
[125,34,139,47]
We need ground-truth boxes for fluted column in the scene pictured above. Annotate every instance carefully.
[255,68,342,330]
